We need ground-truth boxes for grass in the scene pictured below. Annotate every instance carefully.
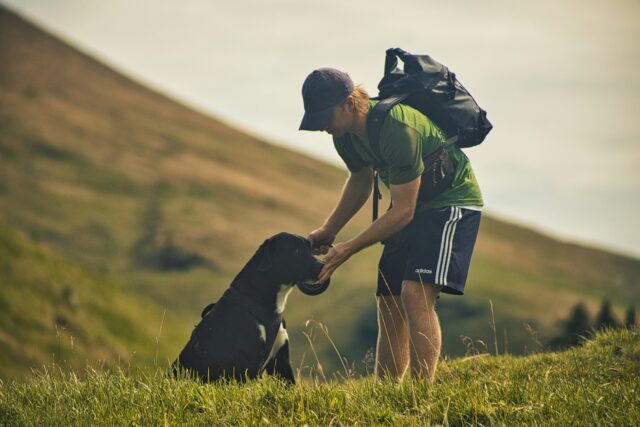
[0,329,638,426]
[2,4,640,381]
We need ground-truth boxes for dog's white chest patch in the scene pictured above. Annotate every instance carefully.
[275,285,294,314]
[257,323,266,342]
[261,322,289,370]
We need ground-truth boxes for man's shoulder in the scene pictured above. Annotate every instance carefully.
[382,102,446,144]
[377,103,426,148]
[389,103,434,130]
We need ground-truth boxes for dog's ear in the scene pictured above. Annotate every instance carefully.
[257,237,275,272]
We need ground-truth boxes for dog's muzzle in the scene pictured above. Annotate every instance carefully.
[296,259,330,296]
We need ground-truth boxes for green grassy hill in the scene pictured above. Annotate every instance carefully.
[1,329,638,425]
[0,224,191,380]
[1,5,639,379]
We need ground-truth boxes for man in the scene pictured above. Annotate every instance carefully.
[299,67,482,382]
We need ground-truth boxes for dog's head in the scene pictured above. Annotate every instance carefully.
[256,232,329,295]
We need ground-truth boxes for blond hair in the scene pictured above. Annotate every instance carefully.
[345,84,370,114]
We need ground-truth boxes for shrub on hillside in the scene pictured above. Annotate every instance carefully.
[131,187,211,271]
[548,302,592,350]
[548,299,635,350]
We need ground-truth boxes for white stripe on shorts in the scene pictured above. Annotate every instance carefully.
[435,207,462,286]
[435,207,455,285]
[458,205,483,212]
[442,207,463,285]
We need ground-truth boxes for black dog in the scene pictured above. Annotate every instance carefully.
[173,232,325,383]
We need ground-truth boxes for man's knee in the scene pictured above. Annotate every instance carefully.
[400,280,440,308]
[376,295,408,340]
[377,295,405,319]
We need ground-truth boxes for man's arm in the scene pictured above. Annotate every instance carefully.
[317,175,421,282]
[308,167,373,253]
[347,175,420,252]
[323,167,374,235]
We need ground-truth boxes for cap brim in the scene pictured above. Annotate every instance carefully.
[298,106,333,131]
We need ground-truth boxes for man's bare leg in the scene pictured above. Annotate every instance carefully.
[401,280,441,382]
[375,295,409,380]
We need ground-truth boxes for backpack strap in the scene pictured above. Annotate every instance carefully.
[366,93,410,162]
[366,95,459,222]
[439,134,460,152]
[372,169,380,222]
[366,93,408,221]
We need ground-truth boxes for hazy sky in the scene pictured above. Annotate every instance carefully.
[3,0,640,258]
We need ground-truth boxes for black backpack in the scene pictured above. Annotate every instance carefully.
[366,48,492,220]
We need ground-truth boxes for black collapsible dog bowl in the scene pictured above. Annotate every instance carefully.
[296,279,331,296]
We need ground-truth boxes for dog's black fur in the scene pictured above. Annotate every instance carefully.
[173,232,323,384]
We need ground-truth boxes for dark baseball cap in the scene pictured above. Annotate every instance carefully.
[299,67,354,131]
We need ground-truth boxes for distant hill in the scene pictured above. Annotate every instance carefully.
[0,224,191,380]
[1,5,638,378]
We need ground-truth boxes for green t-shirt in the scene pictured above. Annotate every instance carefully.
[333,101,483,212]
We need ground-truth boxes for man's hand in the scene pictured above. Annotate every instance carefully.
[318,242,354,283]
[307,168,372,256]
[307,226,336,255]
[313,175,421,283]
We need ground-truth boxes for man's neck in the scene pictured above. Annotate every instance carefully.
[350,110,369,141]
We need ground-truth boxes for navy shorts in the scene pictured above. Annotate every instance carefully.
[377,206,481,296]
